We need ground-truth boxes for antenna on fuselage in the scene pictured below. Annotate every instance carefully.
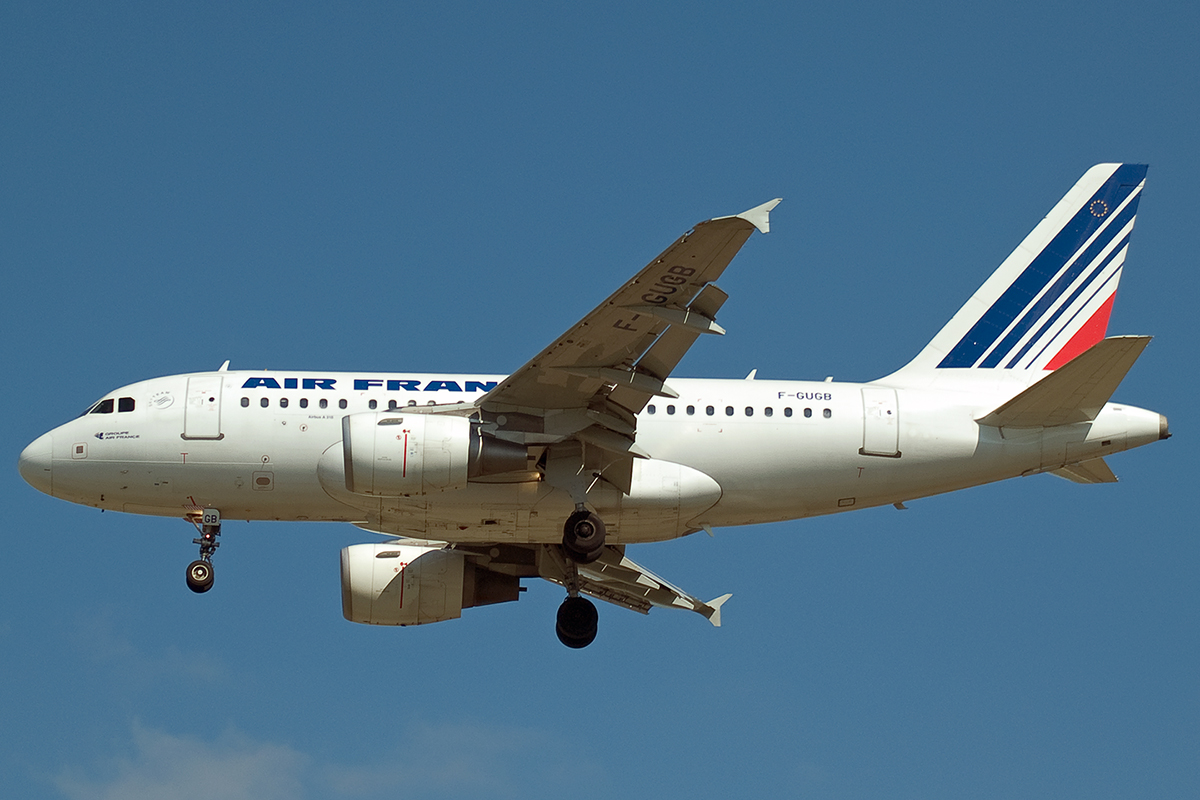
[218,360,230,372]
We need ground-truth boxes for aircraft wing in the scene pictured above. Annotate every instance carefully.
[537,544,731,627]
[353,538,731,628]
[475,199,780,466]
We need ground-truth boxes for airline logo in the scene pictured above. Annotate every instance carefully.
[240,377,499,393]
[939,164,1146,370]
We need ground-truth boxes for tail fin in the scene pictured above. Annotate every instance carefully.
[888,164,1148,386]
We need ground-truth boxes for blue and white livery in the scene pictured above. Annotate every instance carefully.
[18,165,1169,648]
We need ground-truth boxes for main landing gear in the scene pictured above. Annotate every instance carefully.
[556,595,598,649]
[555,506,605,647]
[185,508,221,594]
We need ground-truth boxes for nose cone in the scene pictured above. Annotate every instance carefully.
[19,432,53,496]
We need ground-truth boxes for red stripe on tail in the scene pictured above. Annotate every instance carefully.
[1045,292,1116,370]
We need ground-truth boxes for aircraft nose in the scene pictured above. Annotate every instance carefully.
[19,432,53,496]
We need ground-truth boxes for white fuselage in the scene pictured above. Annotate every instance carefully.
[20,369,1166,545]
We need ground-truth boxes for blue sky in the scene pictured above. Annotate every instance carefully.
[3,2,1197,798]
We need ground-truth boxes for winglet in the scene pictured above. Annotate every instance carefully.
[717,198,782,234]
[738,198,782,233]
[705,593,733,627]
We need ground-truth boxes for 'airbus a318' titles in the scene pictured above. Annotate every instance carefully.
[19,164,1169,647]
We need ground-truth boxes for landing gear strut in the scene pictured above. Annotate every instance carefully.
[185,509,221,594]
[551,542,600,648]
[561,509,605,563]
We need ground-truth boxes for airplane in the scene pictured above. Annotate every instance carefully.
[18,163,1169,648]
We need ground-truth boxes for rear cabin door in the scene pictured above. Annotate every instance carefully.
[183,376,224,440]
[860,387,900,457]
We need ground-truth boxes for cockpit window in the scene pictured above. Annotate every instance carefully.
[89,399,115,415]
[118,397,135,412]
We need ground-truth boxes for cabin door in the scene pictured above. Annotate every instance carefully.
[860,387,900,457]
[183,376,224,440]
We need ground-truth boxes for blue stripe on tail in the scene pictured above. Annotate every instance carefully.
[937,164,1147,368]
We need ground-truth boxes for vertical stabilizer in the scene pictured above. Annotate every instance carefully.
[887,164,1147,388]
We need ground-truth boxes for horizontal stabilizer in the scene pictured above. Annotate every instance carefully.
[1050,458,1119,484]
[977,336,1150,428]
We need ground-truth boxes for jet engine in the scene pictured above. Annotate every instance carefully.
[340,542,521,626]
[340,412,527,496]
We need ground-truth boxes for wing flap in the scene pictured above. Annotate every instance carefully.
[537,545,730,626]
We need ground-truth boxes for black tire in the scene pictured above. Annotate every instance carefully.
[186,560,214,594]
[555,596,598,648]
[562,511,605,562]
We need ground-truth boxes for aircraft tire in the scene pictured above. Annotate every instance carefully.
[556,596,598,648]
[562,511,605,563]
[186,560,214,594]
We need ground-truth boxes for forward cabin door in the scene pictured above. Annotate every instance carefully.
[183,376,224,440]
[860,387,900,457]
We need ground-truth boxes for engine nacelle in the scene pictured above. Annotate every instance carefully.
[340,542,521,626]
[341,412,526,497]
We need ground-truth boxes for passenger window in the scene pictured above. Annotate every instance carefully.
[368,399,377,410]
[706,406,715,416]
[406,399,417,407]
[784,407,793,417]
[90,399,115,414]
[299,398,308,409]
[686,405,695,415]
[339,399,348,409]
[667,405,675,415]
[388,400,400,411]
[260,398,269,408]
[725,406,734,416]
[804,407,812,418]
[647,405,656,415]
[764,407,773,417]
[280,398,289,408]
[823,408,832,418]
[745,407,753,417]
[319,398,328,409]
[118,397,135,412]
[241,397,249,408]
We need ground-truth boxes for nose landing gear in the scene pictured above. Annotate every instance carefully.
[186,559,214,593]
[185,509,221,594]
